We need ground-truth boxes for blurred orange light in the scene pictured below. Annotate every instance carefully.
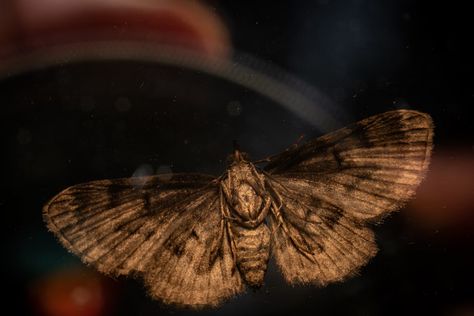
[407,148,474,232]
[30,267,114,316]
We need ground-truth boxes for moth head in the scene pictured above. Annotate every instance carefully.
[227,149,250,165]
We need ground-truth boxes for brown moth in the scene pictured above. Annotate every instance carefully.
[43,109,433,308]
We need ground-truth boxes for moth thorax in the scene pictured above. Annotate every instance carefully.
[232,182,263,220]
[227,164,265,221]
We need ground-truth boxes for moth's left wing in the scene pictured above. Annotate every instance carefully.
[43,174,243,308]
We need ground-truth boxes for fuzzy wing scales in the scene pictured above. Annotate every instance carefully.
[264,110,433,284]
[43,173,243,308]
[265,110,434,222]
[267,177,377,284]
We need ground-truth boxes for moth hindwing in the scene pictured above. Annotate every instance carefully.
[44,109,433,308]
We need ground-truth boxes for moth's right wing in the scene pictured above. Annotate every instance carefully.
[266,176,377,285]
[265,110,434,222]
[263,110,433,285]
[43,174,243,308]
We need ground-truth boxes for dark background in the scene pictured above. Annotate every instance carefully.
[1,1,473,315]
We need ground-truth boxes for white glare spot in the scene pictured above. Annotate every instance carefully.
[131,164,154,187]
[156,165,173,181]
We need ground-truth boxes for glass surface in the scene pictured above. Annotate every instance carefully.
[1,1,472,315]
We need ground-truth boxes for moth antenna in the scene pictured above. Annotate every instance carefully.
[232,140,241,161]
[295,134,305,146]
[232,140,240,152]
[287,134,305,151]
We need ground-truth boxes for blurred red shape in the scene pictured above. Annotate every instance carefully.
[407,148,474,232]
[0,0,231,59]
[30,267,115,316]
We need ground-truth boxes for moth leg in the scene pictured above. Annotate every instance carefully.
[252,195,272,224]
[220,188,238,273]
[249,164,268,194]
[264,179,284,234]
[204,214,227,270]
[226,221,239,275]
[265,178,283,214]
[270,203,316,263]
[209,213,233,269]
[220,179,242,222]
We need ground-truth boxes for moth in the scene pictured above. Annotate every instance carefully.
[44,110,433,308]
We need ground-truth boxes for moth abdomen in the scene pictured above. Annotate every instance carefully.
[232,224,271,288]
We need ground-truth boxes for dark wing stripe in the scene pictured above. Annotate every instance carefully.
[321,177,402,202]
[61,202,144,238]
[48,191,139,219]
[342,171,417,187]
[113,220,168,273]
[271,176,385,215]
[144,195,243,307]
[90,225,145,265]
[283,170,418,187]
[79,212,149,257]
